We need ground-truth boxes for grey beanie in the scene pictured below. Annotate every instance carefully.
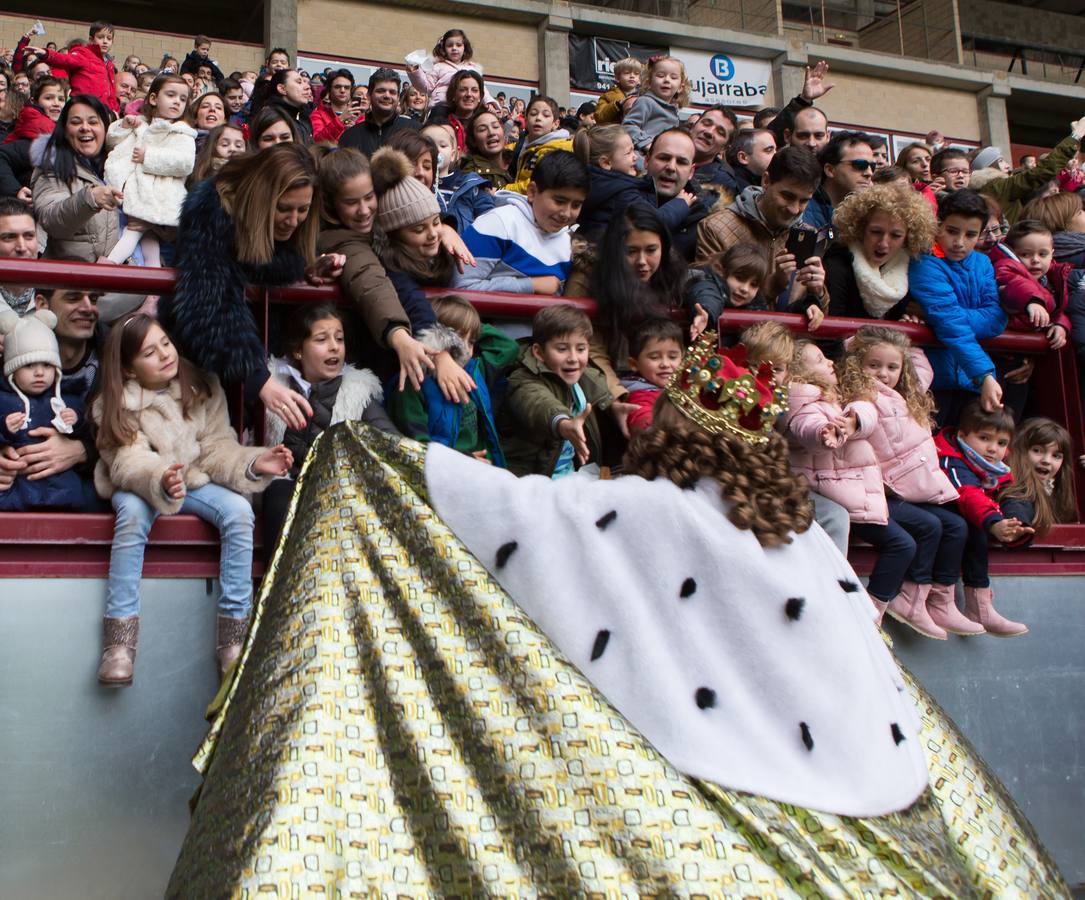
[971,146,1004,172]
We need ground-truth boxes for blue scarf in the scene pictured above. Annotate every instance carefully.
[956,435,1010,490]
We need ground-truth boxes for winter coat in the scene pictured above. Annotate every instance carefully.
[594,86,631,125]
[862,349,958,505]
[978,135,1078,225]
[44,44,118,112]
[824,242,910,321]
[622,93,679,154]
[626,384,660,434]
[1053,230,1085,267]
[0,140,33,197]
[386,324,515,465]
[104,118,197,226]
[92,375,272,515]
[340,114,420,158]
[577,164,702,244]
[684,264,766,324]
[459,153,510,189]
[310,98,347,145]
[782,383,887,524]
[453,191,573,293]
[800,188,833,231]
[497,344,613,477]
[157,178,306,387]
[2,105,55,144]
[437,168,495,234]
[692,158,737,194]
[407,59,496,110]
[0,379,92,511]
[935,428,1016,534]
[31,144,119,262]
[696,186,794,295]
[180,50,224,83]
[988,243,1073,334]
[506,130,574,195]
[908,248,1007,392]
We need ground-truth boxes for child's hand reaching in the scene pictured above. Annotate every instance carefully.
[610,399,638,438]
[439,225,476,273]
[690,303,709,341]
[4,411,26,433]
[1027,302,1050,328]
[819,423,843,449]
[388,328,435,391]
[805,304,825,331]
[1047,324,1068,350]
[254,444,293,476]
[557,404,592,465]
[836,410,859,440]
[433,351,477,404]
[471,449,493,465]
[990,517,1034,544]
[161,462,185,500]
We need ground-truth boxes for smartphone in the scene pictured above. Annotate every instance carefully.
[786,226,818,267]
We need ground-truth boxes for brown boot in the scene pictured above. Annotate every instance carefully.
[927,582,985,635]
[216,615,250,675]
[964,586,1028,637]
[97,616,139,687]
[887,581,947,640]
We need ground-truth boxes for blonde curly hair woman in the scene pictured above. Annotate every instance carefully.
[823,182,937,319]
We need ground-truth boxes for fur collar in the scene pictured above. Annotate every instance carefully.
[418,323,469,365]
[849,246,909,317]
[121,376,185,411]
[264,359,383,448]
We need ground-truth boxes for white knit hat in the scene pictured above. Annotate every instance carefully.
[971,146,1004,172]
[1,308,61,377]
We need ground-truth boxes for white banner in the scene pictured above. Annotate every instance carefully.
[669,48,771,107]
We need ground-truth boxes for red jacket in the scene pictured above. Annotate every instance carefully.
[310,99,346,145]
[989,243,1072,334]
[44,44,118,112]
[626,387,659,434]
[2,105,55,144]
[935,428,1015,532]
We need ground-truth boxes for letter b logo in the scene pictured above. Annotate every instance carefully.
[710,54,734,81]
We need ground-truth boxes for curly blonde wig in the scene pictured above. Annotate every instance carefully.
[623,396,813,548]
[831,183,937,257]
[838,325,935,427]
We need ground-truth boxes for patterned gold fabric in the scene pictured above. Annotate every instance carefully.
[168,424,1068,898]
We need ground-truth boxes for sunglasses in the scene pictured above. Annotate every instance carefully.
[843,159,877,173]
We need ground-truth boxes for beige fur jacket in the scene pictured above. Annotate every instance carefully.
[92,375,270,515]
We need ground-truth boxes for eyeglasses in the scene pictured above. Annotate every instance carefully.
[941,167,970,177]
[981,224,1009,238]
[844,159,877,173]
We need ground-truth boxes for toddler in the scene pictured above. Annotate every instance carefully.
[0,308,97,511]
[622,316,685,434]
[594,57,643,125]
[622,55,690,156]
[387,294,518,465]
[507,96,574,195]
[935,401,1030,636]
[187,123,246,186]
[104,74,197,266]
[998,418,1076,538]
[421,122,495,233]
[407,28,496,115]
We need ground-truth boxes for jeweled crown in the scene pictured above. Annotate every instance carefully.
[664,332,788,445]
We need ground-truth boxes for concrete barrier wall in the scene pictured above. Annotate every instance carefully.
[1,574,1082,896]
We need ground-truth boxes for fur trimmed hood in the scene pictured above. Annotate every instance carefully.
[264,359,384,448]
[418,323,470,366]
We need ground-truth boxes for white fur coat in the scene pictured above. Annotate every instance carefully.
[104,118,197,226]
[425,444,929,817]
[264,360,384,449]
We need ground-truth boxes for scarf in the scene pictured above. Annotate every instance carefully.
[956,434,1011,490]
[849,246,909,318]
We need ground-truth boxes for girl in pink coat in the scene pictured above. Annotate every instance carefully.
[783,340,917,621]
[839,325,980,639]
[407,29,497,116]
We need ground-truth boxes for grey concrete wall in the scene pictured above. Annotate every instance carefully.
[2,574,1082,895]
[958,0,1085,47]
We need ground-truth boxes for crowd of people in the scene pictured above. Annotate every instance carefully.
[0,20,1082,684]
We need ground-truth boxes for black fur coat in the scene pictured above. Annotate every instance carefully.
[158,179,306,384]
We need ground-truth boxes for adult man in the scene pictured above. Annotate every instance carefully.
[689,106,738,191]
[643,129,718,261]
[0,198,38,321]
[724,128,776,194]
[696,146,825,299]
[802,131,873,229]
[340,68,420,157]
[114,70,137,110]
[930,147,971,191]
[311,68,358,144]
[767,60,834,154]
[784,107,830,154]
[0,287,101,494]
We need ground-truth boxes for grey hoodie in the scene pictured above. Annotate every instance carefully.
[622,92,679,154]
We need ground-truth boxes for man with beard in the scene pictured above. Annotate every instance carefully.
[689,106,738,192]
[340,68,420,157]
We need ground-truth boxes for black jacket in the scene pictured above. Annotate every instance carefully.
[267,97,313,145]
[692,158,737,195]
[340,114,420,158]
[823,242,909,320]
[180,50,224,83]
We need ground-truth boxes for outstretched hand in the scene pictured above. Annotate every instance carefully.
[254,444,293,476]
[557,403,593,465]
[801,60,834,101]
[690,303,709,341]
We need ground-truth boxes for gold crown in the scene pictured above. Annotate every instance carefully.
[664,332,788,445]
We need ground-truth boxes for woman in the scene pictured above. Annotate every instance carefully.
[252,69,313,144]
[433,69,485,150]
[894,141,938,211]
[30,94,120,261]
[310,68,357,144]
[0,70,20,141]
[459,108,510,188]
[247,105,300,151]
[190,91,225,154]
[399,85,427,122]
[158,143,345,429]
[824,182,936,320]
[1023,191,1085,266]
[167,337,1068,897]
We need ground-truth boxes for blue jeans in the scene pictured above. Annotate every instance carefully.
[887,499,967,586]
[105,484,255,619]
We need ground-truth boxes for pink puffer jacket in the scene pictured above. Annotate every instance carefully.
[783,383,888,524]
[865,349,958,505]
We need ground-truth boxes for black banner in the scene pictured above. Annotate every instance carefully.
[568,35,666,93]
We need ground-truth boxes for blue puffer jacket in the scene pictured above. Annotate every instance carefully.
[0,380,95,510]
[908,249,1007,392]
[437,169,496,235]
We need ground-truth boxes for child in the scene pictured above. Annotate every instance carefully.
[104,74,197,267]
[506,95,574,195]
[741,320,794,387]
[784,339,917,611]
[187,123,246,186]
[454,150,589,296]
[27,21,118,113]
[386,294,517,465]
[839,325,977,637]
[594,57,643,126]
[998,418,1076,538]
[262,302,398,555]
[689,243,771,331]
[498,304,614,477]
[908,189,1008,426]
[92,314,293,686]
[935,400,1031,636]
[0,308,97,511]
[407,28,496,115]
[623,316,685,434]
[622,56,690,156]
[180,35,224,83]
[422,122,495,233]
[2,76,65,144]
